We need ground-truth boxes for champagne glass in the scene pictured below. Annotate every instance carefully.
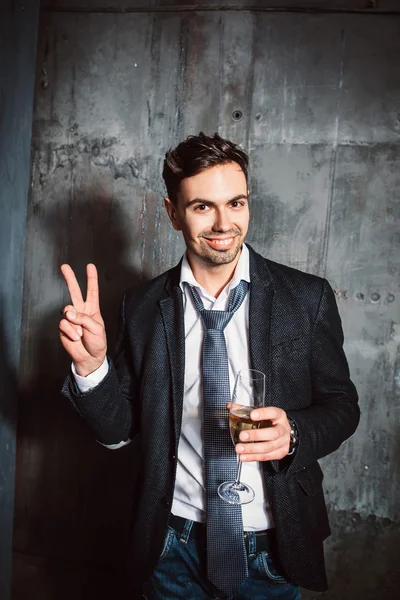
[218,369,266,505]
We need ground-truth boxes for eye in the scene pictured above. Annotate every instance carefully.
[230,200,244,209]
[195,204,210,212]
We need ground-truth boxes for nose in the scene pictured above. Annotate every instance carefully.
[212,207,232,232]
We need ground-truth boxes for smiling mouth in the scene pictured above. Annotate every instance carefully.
[201,236,239,249]
[206,237,234,246]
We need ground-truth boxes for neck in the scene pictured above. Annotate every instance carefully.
[187,250,242,298]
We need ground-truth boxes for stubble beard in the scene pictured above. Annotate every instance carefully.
[197,234,244,267]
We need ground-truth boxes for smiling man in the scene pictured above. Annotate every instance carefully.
[164,157,249,296]
[60,132,360,600]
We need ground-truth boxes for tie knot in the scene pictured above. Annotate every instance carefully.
[189,280,249,331]
[200,310,232,331]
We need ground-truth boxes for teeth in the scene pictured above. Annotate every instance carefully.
[210,238,233,246]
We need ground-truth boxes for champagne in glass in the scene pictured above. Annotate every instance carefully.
[229,405,260,446]
[218,369,266,505]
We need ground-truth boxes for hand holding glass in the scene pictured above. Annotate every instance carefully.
[218,369,267,505]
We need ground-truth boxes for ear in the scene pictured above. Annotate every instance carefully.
[164,197,182,231]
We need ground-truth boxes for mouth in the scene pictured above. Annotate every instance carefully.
[202,236,237,250]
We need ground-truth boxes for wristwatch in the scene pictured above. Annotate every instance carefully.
[287,417,299,456]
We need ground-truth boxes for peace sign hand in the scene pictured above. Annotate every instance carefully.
[59,263,107,377]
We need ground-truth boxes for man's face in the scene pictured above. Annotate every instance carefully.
[165,162,249,268]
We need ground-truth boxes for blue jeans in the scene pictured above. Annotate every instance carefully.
[143,519,301,600]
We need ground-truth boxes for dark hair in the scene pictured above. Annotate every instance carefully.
[162,132,249,204]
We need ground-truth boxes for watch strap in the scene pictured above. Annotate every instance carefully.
[287,417,299,456]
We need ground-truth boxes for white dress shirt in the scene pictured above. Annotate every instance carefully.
[73,244,274,531]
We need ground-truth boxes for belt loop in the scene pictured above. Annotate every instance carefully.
[246,531,257,557]
[179,519,194,544]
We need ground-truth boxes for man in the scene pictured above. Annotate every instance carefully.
[60,132,359,600]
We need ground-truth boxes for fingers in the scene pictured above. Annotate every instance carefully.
[62,304,76,317]
[238,423,283,443]
[239,449,289,462]
[64,310,104,336]
[61,264,84,309]
[236,438,286,455]
[236,436,290,461]
[60,305,82,340]
[59,318,83,342]
[85,263,100,307]
[60,263,101,313]
[250,407,283,422]
[236,416,291,462]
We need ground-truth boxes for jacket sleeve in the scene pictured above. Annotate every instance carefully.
[284,278,360,475]
[61,292,139,446]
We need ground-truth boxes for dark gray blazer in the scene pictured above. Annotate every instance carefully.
[63,245,360,592]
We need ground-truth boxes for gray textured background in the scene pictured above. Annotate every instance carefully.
[8,1,400,599]
[0,2,40,600]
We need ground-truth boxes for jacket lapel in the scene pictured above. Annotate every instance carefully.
[248,246,275,404]
[159,263,186,455]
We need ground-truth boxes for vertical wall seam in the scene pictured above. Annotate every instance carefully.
[217,13,224,134]
[321,27,346,279]
[175,15,188,141]
[244,12,256,173]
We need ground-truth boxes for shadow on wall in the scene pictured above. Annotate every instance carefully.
[302,506,400,600]
[13,188,146,599]
[0,304,18,566]
[0,305,17,427]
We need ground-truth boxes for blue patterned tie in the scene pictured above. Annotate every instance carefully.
[190,280,249,598]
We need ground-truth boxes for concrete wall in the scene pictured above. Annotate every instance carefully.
[13,1,400,598]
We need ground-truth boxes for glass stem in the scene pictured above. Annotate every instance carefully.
[234,458,243,485]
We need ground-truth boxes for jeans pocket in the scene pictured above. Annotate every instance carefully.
[159,526,176,562]
[259,552,287,584]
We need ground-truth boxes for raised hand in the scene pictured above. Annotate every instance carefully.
[59,263,107,377]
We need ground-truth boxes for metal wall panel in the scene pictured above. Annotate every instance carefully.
[324,144,400,519]
[15,4,400,598]
[0,2,40,599]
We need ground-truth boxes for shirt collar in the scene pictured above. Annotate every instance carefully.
[179,243,250,295]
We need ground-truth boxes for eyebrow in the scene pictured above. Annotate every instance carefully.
[185,194,248,208]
